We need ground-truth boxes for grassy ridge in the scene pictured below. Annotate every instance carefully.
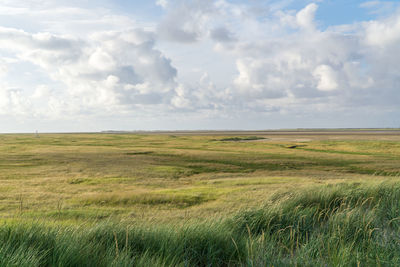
[2,181,400,266]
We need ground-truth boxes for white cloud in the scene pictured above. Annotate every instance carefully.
[0,0,399,130]
[156,0,168,9]
[32,84,52,99]
[0,26,178,116]
[0,63,7,76]
[363,13,400,47]
[360,1,400,16]
[0,88,31,116]
[171,84,190,108]
[296,3,318,31]
[157,0,216,43]
[313,65,338,91]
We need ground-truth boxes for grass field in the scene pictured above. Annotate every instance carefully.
[1,130,400,266]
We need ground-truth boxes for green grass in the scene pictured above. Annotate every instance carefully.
[2,182,400,266]
[229,181,400,266]
[0,132,400,265]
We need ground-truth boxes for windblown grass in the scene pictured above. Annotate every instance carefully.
[2,181,400,266]
[1,132,400,265]
[230,181,400,266]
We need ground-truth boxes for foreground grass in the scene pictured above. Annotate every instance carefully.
[2,181,400,266]
[1,132,400,265]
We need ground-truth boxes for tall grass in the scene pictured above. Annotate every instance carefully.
[229,181,400,266]
[2,181,400,266]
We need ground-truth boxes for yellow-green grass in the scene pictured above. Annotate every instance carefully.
[3,181,400,266]
[0,132,399,224]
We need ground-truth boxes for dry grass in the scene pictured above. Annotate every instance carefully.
[0,131,398,223]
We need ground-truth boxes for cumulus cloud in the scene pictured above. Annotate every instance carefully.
[157,0,216,43]
[296,3,318,31]
[313,65,338,91]
[0,0,400,129]
[363,13,400,47]
[205,3,400,115]
[0,26,177,116]
[156,0,168,9]
[156,0,400,118]
[0,87,31,116]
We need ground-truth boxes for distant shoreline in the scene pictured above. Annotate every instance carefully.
[1,128,399,135]
[100,129,400,135]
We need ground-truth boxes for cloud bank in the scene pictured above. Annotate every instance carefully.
[0,0,399,130]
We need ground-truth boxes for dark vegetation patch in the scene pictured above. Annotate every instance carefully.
[153,152,371,176]
[217,136,266,142]
[286,144,307,149]
[25,209,116,221]
[68,178,90,184]
[300,147,377,156]
[80,192,215,208]
[125,151,153,155]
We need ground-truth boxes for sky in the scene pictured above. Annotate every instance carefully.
[0,0,399,132]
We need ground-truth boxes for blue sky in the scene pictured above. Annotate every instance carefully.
[0,0,399,132]
[112,0,382,26]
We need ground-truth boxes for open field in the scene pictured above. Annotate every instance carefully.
[1,130,400,265]
[1,130,400,223]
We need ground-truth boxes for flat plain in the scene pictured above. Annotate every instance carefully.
[1,130,399,223]
[1,130,400,266]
